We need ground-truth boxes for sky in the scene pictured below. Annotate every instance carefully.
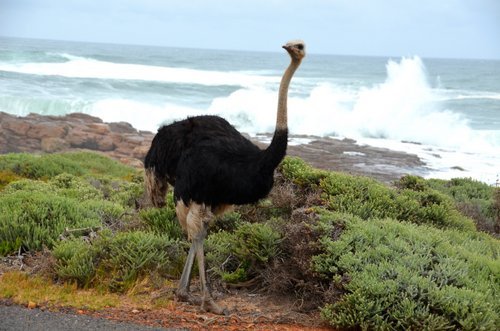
[0,0,499,59]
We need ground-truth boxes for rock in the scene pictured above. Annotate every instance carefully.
[64,112,103,123]
[2,120,31,135]
[41,137,70,153]
[88,123,111,135]
[27,122,67,139]
[109,121,137,134]
[132,145,150,159]
[0,111,154,169]
[96,136,116,151]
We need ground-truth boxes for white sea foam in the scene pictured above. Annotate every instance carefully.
[0,54,278,87]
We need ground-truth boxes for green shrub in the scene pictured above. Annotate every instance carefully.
[0,152,144,257]
[0,153,84,179]
[53,238,97,287]
[206,222,281,283]
[0,191,104,255]
[87,175,143,208]
[396,174,428,192]
[139,206,184,240]
[427,177,493,201]
[50,173,104,201]
[0,173,129,256]
[0,152,136,180]
[314,210,500,330]
[95,231,184,292]
[53,231,185,292]
[280,157,475,231]
[279,156,327,186]
[0,170,22,191]
[320,172,399,220]
[425,177,499,235]
[396,189,474,231]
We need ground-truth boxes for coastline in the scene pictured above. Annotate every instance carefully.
[0,111,426,184]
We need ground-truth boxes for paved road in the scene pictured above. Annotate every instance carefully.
[0,305,183,331]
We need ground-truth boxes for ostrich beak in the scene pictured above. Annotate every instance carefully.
[282,45,291,51]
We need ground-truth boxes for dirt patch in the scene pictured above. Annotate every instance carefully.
[0,286,333,330]
[80,292,332,330]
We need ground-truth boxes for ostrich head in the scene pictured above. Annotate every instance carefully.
[283,40,306,61]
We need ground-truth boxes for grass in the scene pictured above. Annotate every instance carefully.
[0,271,121,310]
[0,271,175,311]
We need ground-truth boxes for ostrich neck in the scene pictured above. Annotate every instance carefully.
[261,57,301,172]
[276,58,301,131]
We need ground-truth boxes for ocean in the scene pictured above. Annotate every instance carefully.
[1,37,499,185]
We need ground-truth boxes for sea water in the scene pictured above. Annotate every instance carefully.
[1,37,499,185]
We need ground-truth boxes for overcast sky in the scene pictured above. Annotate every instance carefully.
[1,0,499,59]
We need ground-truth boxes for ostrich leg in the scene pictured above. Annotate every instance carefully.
[193,222,227,315]
[176,244,197,303]
[176,203,227,314]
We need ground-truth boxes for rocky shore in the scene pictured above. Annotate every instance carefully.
[0,112,426,183]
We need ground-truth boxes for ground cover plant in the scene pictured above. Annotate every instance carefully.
[0,152,498,330]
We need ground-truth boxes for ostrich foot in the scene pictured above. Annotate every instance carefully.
[176,290,201,305]
[177,290,228,315]
[201,298,228,315]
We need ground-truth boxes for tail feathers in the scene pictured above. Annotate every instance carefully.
[144,167,168,208]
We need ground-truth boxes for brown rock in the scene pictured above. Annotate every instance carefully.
[123,135,145,145]
[64,113,103,124]
[96,136,115,151]
[27,122,67,139]
[132,145,150,159]
[41,137,70,153]
[88,123,111,135]
[2,120,31,135]
[109,121,137,134]
[66,127,96,148]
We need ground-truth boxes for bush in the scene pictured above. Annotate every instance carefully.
[425,177,499,235]
[279,156,327,187]
[0,152,142,256]
[53,231,185,292]
[206,222,282,283]
[314,210,500,330]
[0,170,22,191]
[53,238,96,287]
[139,206,184,240]
[0,191,104,255]
[0,152,137,180]
[0,173,130,256]
[88,175,143,208]
[281,157,475,231]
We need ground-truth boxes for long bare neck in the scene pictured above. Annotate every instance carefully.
[260,57,302,172]
[275,58,301,131]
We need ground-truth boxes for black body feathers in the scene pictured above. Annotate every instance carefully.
[144,115,287,208]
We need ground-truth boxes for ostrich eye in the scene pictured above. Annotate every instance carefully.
[297,44,304,50]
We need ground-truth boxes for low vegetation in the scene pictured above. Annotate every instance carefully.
[0,152,498,330]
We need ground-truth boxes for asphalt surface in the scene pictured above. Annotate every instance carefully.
[0,305,183,331]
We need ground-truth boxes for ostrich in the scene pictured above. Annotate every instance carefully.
[144,40,306,314]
